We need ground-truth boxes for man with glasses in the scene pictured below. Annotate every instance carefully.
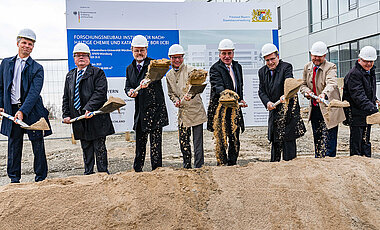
[63,42,114,175]
[0,28,52,183]
[343,45,379,157]
[258,43,305,162]
[300,41,345,158]
[166,44,207,169]
[125,35,168,172]
[207,38,247,166]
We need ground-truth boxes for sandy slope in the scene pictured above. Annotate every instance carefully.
[0,156,378,230]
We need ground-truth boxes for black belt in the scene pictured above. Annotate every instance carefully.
[12,103,22,108]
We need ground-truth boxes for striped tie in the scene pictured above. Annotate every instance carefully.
[74,69,84,110]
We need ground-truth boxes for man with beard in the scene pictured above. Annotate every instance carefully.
[166,44,207,169]
[62,43,115,175]
[125,35,169,172]
[0,28,52,183]
[343,45,379,157]
[258,43,305,162]
[300,41,345,158]
[207,38,247,166]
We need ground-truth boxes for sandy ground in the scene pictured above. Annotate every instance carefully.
[0,123,379,229]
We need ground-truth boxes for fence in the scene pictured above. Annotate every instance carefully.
[0,58,72,140]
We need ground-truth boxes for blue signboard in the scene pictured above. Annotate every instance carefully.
[67,29,179,77]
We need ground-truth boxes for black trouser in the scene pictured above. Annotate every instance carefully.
[216,113,240,166]
[134,121,163,172]
[80,137,109,175]
[310,105,339,158]
[7,104,48,183]
[179,123,204,169]
[271,140,296,162]
[349,125,371,157]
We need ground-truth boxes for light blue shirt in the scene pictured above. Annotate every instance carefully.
[11,55,28,104]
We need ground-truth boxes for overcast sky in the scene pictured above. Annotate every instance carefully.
[0,0,67,59]
[0,0,185,60]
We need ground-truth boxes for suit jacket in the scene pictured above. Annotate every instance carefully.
[124,57,169,132]
[342,61,377,126]
[207,59,244,132]
[300,60,345,129]
[258,60,305,142]
[0,55,52,140]
[166,63,207,127]
[62,64,115,141]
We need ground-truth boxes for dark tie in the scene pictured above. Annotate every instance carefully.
[137,64,142,73]
[312,66,318,106]
[74,69,84,110]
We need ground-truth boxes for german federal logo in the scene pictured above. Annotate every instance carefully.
[252,9,272,22]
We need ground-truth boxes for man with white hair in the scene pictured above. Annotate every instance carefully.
[343,45,379,157]
[258,43,305,162]
[62,43,115,175]
[207,38,247,166]
[0,28,52,183]
[300,41,345,158]
[166,44,207,169]
[125,35,168,172]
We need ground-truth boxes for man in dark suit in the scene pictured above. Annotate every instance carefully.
[343,45,379,157]
[258,43,305,162]
[124,35,169,172]
[0,28,52,183]
[207,38,247,166]
[62,43,115,175]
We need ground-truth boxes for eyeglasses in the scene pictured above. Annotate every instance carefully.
[133,48,147,53]
[360,58,374,64]
[74,54,89,58]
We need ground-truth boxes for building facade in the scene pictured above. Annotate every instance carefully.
[279,0,380,95]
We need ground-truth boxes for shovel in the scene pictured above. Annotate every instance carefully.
[180,83,207,104]
[272,78,303,107]
[0,112,50,130]
[367,112,380,124]
[132,59,171,94]
[68,96,126,123]
[308,93,350,108]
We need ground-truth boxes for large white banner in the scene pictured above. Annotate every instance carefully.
[66,0,277,132]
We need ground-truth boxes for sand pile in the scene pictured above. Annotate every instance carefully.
[0,156,379,229]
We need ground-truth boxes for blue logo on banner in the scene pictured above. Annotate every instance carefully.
[67,29,179,77]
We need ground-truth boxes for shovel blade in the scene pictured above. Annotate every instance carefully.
[188,83,207,95]
[26,118,50,131]
[99,96,126,113]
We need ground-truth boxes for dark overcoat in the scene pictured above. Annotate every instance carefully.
[343,61,377,126]
[124,57,169,132]
[207,59,245,132]
[0,55,52,140]
[62,64,115,141]
[258,60,305,142]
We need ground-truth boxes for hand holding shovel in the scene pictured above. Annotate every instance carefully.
[179,83,207,105]
[0,111,50,130]
[65,96,126,123]
[270,78,303,109]
[306,92,350,108]
[130,59,171,96]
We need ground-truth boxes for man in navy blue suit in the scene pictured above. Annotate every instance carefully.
[0,28,52,183]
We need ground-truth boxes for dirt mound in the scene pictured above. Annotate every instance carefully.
[0,156,379,229]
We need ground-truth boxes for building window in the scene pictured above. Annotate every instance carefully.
[321,0,329,20]
[328,34,380,81]
[277,6,281,30]
[349,0,358,10]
